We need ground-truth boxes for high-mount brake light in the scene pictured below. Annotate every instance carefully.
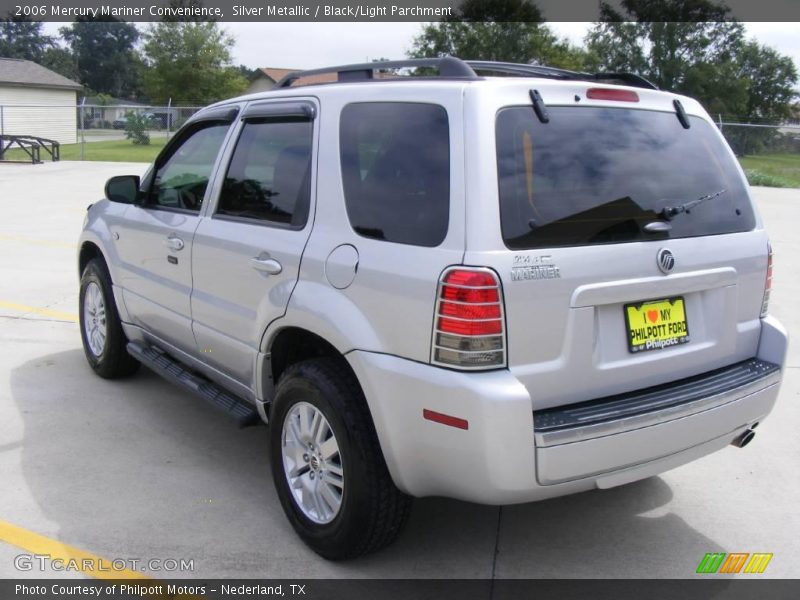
[586,88,640,102]
[432,268,506,369]
[761,242,773,318]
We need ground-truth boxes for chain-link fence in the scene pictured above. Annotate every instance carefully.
[77,103,204,139]
[717,116,800,187]
[1,102,798,187]
[718,117,800,155]
[0,102,204,162]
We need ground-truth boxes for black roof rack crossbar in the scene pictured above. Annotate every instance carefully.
[275,56,479,88]
[466,60,585,80]
[466,60,658,90]
[593,72,658,90]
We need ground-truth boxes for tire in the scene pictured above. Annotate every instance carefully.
[269,358,412,560]
[79,258,140,379]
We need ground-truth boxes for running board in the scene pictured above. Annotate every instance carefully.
[127,341,259,427]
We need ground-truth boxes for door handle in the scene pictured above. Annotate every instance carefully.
[250,256,282,275]
[165,235,185,252]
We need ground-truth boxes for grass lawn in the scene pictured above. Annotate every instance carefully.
[739,153,800,188]
[2,138,167,163]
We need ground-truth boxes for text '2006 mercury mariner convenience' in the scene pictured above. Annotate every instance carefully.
[77,58,788,559]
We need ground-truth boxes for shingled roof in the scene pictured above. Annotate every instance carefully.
[0,58,83,91]
[257,67,337,87]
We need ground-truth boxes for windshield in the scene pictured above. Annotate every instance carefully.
[496,106,755,249]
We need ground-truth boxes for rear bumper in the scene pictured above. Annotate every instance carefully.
[347,316,788,505]
[534,374,778,485]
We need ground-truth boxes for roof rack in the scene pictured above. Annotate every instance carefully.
[465,61,658,90]
[465,60,585,80]
[274,57,658,91]
[592,72,658,90]
[274,57,478,88]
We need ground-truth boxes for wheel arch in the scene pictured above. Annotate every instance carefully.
[78,237,129,323]
[266,326,357,392]
[79,240,106,278]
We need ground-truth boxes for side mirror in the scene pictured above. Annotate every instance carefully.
[105,175,141,204]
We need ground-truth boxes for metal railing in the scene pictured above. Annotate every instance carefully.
[0,134,60,163]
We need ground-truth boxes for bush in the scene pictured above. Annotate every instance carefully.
[744,169,793,188]
[123,112,151,146]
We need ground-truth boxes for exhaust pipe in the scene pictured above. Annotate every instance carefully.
[731,428,756,448]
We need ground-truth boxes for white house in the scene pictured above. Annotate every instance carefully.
[0,58,83,145]
[83,96,148,126]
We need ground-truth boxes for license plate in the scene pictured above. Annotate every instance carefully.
[624,297,690,353]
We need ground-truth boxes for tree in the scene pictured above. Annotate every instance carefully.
[235,64,258,81]
[735,41,798,121]
[585,0,797,121]
[0,18,53,63]
[409,0,588,70]
[60,18,141,99]
[40,46,79,81]
[0,18,78,81]
[141,21,248,105]
[585,0,745,91]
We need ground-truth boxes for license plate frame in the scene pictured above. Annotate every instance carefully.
[624,296,690,354]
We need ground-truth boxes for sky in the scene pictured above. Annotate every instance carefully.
[42,21,800,74]
[220,22,800,74]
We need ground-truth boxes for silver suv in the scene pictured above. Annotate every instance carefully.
[78,58,788,559]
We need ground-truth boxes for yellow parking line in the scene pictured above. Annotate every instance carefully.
[0,300,78,322]
[0,519,207,598]
[0,519,149,580]
[0,234,76,249]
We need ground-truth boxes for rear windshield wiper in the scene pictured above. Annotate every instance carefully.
[660,189,727,220]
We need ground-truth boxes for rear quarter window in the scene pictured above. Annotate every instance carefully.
[496,106,755,249]
[340,102,450,247]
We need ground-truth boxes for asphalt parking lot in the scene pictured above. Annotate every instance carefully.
[0,161,798,579]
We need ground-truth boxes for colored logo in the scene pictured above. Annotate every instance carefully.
[696,552,773,574]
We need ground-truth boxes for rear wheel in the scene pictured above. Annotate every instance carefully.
[270,358,412,559]
[79,258,139,379]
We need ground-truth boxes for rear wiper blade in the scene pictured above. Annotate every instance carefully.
[660,189,727,220]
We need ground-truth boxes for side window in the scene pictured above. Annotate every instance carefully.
[217,119,313,228]
[340,103,450,247]
[149,122,230,212]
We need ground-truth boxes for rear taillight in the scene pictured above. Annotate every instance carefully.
[761,242,773,318]
[431,267,506,369]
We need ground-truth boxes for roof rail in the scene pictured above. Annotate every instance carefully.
[273,57,658,91]
[592,72,659,90]
[274,56,478,88]
[465,60,658,90]
[465,61,585,80]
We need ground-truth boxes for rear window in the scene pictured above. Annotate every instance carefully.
[496,106,755,249]
[340,103,450,247]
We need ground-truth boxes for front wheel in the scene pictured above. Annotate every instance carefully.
[269,358,412,560]
[79,258,139,379]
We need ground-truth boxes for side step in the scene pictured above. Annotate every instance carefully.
[127,341,259,428]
